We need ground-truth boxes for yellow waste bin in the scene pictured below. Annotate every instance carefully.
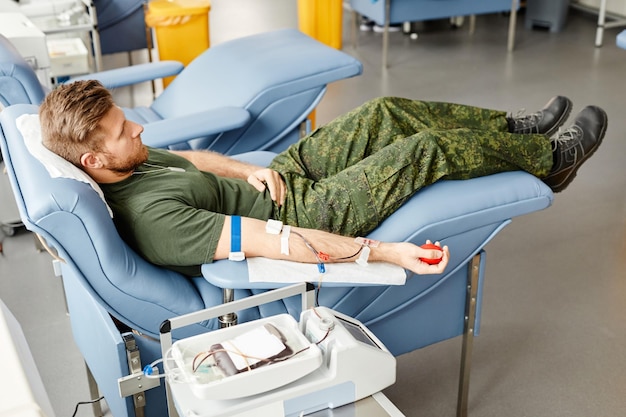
[297,0,343,129]
[298,0,343,50]
[146,0,211,87]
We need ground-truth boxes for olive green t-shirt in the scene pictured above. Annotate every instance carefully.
[100,148,275,276]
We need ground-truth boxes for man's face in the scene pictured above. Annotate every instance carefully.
[97,106,148,174]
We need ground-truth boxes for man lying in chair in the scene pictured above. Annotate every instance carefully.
[39,80,607,277]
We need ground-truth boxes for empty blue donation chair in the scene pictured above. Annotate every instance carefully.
[349,0,520,68]
[0,103,553,417]
[71,28,364,154]
[95,0,148,54]
[0,28,363,155]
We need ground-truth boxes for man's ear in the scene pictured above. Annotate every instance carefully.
[80,152,104,170]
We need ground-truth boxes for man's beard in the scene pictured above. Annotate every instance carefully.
[106,145,149,174]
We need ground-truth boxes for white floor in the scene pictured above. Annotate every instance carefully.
[2,2,626,417]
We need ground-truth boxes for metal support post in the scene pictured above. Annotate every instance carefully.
[219,288,238,327]
[123,334,146,417]
[457,252,481,417]
[382,0,391,69]
[507,0,518,52]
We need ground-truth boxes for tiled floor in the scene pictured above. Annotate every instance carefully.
[1,2,626,416]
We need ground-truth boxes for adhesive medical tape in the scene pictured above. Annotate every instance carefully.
[355,245,370,266]
[266,219,283,235]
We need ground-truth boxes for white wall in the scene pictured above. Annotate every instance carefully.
[209,0,298,45]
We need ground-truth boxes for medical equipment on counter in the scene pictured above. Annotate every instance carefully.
[121,283,396,417]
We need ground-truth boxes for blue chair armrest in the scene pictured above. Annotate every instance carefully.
[66,61,184,89]
[141,107,251,148]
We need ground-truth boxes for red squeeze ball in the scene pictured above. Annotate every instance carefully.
[419,243,443,265]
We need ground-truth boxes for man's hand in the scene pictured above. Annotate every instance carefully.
[390,241,450,275]
[247,168,286,206]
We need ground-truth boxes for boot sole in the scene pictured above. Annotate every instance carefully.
[550,107,608,193]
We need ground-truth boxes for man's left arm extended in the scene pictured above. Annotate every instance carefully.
[214,216,450,276]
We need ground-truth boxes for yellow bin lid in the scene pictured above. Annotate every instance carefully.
[148,0,210,17]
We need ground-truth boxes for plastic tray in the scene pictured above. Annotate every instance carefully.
[164,314,322,400]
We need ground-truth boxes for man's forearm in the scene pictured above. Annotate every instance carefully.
[170,149,259,179]
[215,217,363,264]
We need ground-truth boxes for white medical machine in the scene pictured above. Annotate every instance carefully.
[0,11,51,88]
[119,283,398,417]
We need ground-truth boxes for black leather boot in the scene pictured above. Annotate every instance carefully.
[542,105,608,193]
[508,96,573,137]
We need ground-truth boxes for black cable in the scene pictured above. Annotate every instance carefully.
[71,396,104,417]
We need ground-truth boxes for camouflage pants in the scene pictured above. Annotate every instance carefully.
[268,96,553,236]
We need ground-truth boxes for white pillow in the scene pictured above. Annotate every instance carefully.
[16,114,113,217]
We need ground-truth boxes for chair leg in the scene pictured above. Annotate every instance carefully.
[595,0,607,47]
[469,15,476,35]
[351,10,358,50]
[382,0,391,70]
[507,0,518,52]
[456,253,481,417]
[85,364,104,417]
[123,334,147,417]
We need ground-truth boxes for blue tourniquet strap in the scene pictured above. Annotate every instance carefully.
[229,215,245,261]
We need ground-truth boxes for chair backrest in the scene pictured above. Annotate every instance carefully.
[0,34,46,107]
[0,104,218,339]
[147,28,363,154]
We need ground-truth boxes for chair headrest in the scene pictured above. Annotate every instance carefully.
[15,113,113,217]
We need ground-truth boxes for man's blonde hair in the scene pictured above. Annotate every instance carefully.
[39,80,115,167]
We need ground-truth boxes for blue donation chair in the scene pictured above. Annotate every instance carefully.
[0,28,363,154]
[349,0,520,68]
[1,98,553,417]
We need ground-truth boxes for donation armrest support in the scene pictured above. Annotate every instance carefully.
[141,108,251,148]
[67,61,185,89]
